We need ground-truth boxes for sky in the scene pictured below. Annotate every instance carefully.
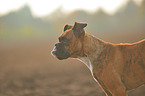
[0,0,143,17]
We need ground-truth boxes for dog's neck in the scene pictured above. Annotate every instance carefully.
[83,33,107,59]
[78,33,109,73]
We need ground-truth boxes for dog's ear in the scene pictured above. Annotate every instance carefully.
[64,24,73,31]
[72,22,87,37]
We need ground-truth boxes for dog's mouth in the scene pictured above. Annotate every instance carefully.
[51,46,57,55]
[51,51,63,60]
[51,43,70,60]
[51,49,63,60]
[51,48,57,56]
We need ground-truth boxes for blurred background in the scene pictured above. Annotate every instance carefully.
[0,0,145,96]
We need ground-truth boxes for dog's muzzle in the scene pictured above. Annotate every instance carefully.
[51,42,70,60]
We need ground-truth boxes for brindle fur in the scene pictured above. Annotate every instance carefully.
[52,22,145,96]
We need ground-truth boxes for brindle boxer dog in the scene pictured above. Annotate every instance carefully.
[52,22,145,96]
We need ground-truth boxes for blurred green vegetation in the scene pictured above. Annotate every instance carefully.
[0,0,145,43]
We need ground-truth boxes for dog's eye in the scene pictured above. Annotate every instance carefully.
[59,37,67,42]
[61,37,68,42]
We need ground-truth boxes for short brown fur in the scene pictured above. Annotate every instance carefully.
[83,33,145,96]
[52,22,145,96]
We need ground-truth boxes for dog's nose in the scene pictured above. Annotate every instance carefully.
[51,50,56,55]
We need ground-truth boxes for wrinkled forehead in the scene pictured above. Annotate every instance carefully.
[59,29,73,39]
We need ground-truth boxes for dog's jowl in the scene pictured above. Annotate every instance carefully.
[52,22,145,96]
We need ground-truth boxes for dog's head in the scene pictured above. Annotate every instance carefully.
[52,22,87,60]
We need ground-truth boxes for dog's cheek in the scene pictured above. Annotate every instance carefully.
[64,45,71,54]
[77,40,82,49]
[73,40,82,51]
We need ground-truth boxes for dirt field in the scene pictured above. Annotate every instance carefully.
[0,40,145,96]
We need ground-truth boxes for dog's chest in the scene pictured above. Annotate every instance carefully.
[78,57,93,73]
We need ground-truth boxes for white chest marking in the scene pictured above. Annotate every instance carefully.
[78,56,93,73]
[78,56,100,83]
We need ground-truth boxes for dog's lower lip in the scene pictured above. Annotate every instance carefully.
[57,57,63,60]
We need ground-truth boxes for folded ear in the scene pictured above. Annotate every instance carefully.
[64,24,73,31]
[72,22,87,37]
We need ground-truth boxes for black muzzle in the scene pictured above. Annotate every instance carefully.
[52,42,70,60]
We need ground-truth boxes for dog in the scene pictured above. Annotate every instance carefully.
[52,22,145,96]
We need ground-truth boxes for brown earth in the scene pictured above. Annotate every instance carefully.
[0,40,145,96]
